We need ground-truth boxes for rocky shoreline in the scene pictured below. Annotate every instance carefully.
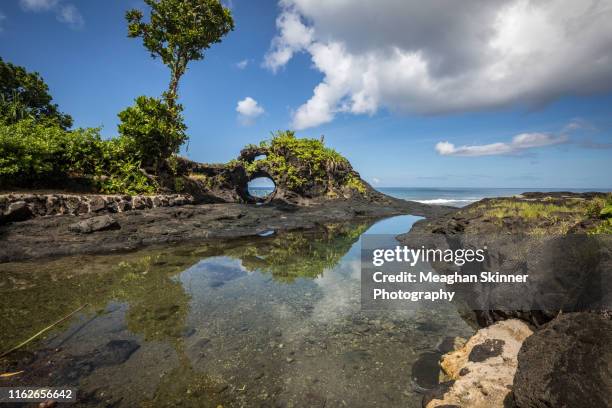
[399,192,612,408]
[2,189,610,406]
[0,192,451,263]
[0,134,457,263]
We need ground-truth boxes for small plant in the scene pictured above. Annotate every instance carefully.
[174,177,185,193]
[590,219,612,234]
[585,197,605,218]
[345,173,366,194]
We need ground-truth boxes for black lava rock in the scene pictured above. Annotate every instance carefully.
[513,313,612,408]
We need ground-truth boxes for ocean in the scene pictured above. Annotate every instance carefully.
[249,186,610,207]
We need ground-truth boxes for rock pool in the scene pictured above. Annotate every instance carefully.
[0,215,473,407]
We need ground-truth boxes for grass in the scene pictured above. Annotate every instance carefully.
[470,194,612,235]
[482,201,580,219]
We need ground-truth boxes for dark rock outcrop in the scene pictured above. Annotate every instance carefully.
[513,313,612,408]
[175,132,386,206]
[398,193,612,329]
[2,200,33,222]
[69,215,120,233]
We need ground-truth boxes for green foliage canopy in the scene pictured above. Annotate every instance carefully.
[0,57,73,129]
[126,0,234,106]
[118,96,187,170]
[0,120,155,194]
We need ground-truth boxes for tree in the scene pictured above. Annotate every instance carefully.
[117,96,187,171]
[0,57,73,129]
[126,0,234,109]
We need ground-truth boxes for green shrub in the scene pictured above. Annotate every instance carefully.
[0,119,156,194]
[118,96,187,171]
[92,136,155,194]
[0,119,99,179]
[585,199,604,218]
[97,158,156,195]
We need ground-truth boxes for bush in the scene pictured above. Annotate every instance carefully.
[0,119,99,180]
[0,120,156,194]
[95,136,156,194]
[118,96,187,171]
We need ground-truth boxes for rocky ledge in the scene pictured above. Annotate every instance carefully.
[0,194,450,263]
[0,193,194,224]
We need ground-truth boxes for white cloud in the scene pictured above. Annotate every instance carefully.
[435,132,568,157]
[20,0,83,29]
[0,12,5,32]
[265,0,612,130]
[236,59,249,69]
[56,4,83,29]
[372,177,381,184]
[236,97,265,125]
[263,6,314,72]
[562,118,596,133]
[19,0,58,11]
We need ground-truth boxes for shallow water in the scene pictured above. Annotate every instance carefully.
[0,215,473,407]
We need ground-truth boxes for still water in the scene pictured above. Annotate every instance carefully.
[0,215,473,407]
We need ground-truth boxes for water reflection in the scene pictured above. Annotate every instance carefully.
[0,215,473,407]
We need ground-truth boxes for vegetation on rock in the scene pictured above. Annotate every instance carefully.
[466,193,612,234]
[237,130,366,196]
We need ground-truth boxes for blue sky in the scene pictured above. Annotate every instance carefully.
[1,0,611,188]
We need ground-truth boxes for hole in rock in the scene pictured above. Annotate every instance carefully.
[247,177,276,201]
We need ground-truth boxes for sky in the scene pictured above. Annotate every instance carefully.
[1,0,611,189]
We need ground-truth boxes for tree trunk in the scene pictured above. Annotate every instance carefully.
[166,57,186,109]
[167,71,180,108]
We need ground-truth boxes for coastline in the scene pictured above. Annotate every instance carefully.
[0,192,452,263]
[1,189,610,407]
[397,191,611,407]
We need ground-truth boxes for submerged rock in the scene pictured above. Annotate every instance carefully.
[425,319,532,408]
[513,312,612,408]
